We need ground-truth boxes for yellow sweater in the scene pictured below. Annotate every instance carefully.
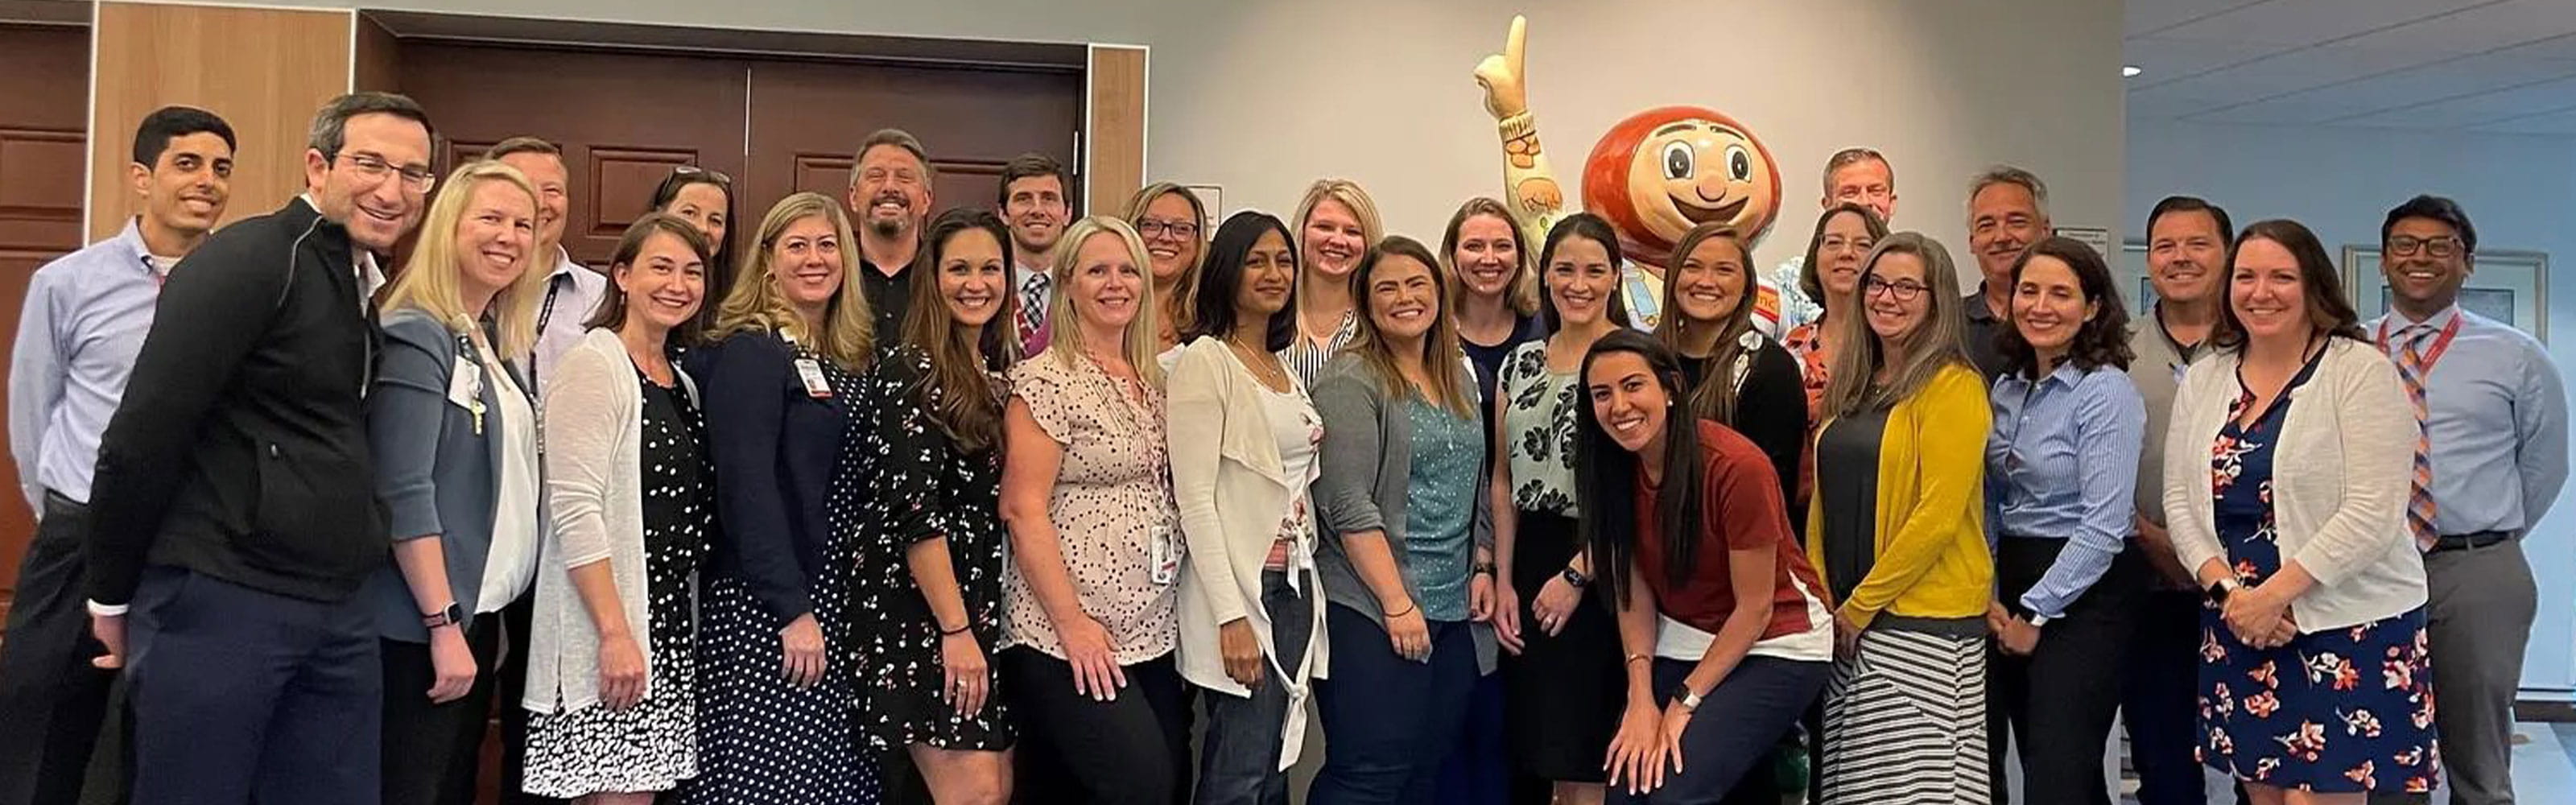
[1806,363,1994,629]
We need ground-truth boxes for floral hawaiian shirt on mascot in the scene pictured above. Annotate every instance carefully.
[1473,14,1796,336]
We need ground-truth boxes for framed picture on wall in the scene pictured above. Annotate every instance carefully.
[2124,239,2154,311]
[2340,246,2550,343]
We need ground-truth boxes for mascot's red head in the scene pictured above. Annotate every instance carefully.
[1581,105,1781,266]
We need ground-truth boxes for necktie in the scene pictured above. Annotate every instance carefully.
[2394,325,2438,551]
[1020,271,1051,349]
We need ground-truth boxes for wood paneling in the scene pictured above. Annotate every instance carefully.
[397,42,750,266]
[89,2,353,242]
[1084,45,1146,219]
[744,59,1080,221]
[0,21,89,622]
[353,12,402,94]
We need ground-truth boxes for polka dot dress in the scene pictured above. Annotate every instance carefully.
[685,356,879,805]
[522,365,709,798]
[849,346,1014,751]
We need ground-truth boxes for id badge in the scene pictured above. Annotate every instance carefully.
[1149,525,1179,586]
[448,357,484,409]
[794,357,833,398]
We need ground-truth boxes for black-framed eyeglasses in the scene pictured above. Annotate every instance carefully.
[2386,235,2462,258]
[673,164,734,186]
[1864,276,1928,301]
[1135,218,1200,240]
[329,151,436,192]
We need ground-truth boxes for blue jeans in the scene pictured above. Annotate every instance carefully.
[1194,572,1314,805]
[1605,655,1829,805]
[1311,605,1476,805]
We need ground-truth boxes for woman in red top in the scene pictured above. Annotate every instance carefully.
[1575,329,1835,803]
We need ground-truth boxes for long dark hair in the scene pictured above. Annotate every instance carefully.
[650,167,739,329]
[1576,329,1703,605]
[900,208,1019,453]
[1652,222,1760,423]
[1188,211,1298,352]
[1997,237,2134,377]
[2212,219,2367,350]
[1537,213,1633,332]
[587,213,713,347]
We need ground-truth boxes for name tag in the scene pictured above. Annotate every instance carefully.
[794,357,833,398]
[1149,524,1179,586]
[448,357,484,409]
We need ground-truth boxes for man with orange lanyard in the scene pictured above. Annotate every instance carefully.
[2363,195,2566,805]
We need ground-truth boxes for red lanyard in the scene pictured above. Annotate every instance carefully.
[2376,312,2464,374]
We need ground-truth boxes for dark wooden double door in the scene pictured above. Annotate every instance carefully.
[398,43,1085,267]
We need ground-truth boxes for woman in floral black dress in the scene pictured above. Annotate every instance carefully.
[848,208,1022,802]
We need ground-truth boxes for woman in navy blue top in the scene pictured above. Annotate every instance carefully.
[685,192,881,805]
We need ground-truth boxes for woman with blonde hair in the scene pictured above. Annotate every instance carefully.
[365,160,547,805]
[1806,232,1995,804]
[998,216,1187,803]
[685,192,883,804]
[1125,182,1209,352]
[1283,178,1385,385]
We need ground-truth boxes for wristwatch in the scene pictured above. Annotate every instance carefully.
[2205,578,2242,606]
[1671,684,1703,712]
[1560,567,1590,588]
[423,601,466,630]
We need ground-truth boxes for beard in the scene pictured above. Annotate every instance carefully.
[869,215,909,238]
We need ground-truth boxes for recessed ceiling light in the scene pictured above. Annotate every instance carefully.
[2123,64,2144,78]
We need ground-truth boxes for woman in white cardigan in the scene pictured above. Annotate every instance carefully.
[1170,211,1330,805]
[2161,219,2436,803]
[523,215,712,803]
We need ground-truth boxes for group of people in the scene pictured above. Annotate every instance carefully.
[0,88,2558,805]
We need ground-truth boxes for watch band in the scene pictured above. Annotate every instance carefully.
[1560,567,1589,588]
[1673,685,1703,712]
[422,601,465,630]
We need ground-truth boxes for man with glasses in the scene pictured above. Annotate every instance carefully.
[998,152,1071,355]
[848,128,934,343]
[2364,196,2565,805]
[0,105,235,805]
[82,92,434,803]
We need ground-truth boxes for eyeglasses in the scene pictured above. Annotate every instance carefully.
[330,152,436,192]
[1864,276,1928,302]
[2386,235,2462,258]
[673,164,734,186]
[1135,218,1200,240]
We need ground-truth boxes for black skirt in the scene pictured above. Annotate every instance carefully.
[1500,510,1622,783]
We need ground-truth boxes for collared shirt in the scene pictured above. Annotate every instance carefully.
[2367,304,2569,535]
[10,221,168,508]
[1014,259,1054,357]
[863,258,912,345]
[530,247,607,394]
[1962,284,2009,381]
[1986,361,2145,618]
[1620,265,1664,332]
[2124,305,2206,527]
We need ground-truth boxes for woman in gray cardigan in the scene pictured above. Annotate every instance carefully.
[1308,237,1498,804]
[361,161,548,805]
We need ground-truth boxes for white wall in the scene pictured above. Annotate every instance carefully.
[2127,117,2576,689]
[258,0,2126,272]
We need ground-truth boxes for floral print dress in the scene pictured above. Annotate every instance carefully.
[2198,357,2437,795]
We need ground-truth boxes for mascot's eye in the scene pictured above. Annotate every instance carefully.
[1662,142,1694,181]
[1726,145,1752,181]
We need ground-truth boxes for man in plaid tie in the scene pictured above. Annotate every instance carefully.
[2363,196,2567,805]
[1000,153,1071,357]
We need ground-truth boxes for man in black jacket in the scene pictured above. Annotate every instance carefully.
[82,91,432,804]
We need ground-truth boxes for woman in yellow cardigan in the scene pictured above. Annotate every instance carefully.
[1803,232,1995,805]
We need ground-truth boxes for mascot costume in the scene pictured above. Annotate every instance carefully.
[1473,14,1791,334]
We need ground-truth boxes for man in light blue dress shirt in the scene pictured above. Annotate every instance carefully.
[2366,196,2568,805]
[0,105,234,805]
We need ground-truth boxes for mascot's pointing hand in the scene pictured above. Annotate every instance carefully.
[1474,15,1530,120]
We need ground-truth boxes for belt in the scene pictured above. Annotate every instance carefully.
[2429,530,2515,552]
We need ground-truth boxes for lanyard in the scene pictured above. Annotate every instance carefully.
[2376,312,2464,375]
[530,275,568,387]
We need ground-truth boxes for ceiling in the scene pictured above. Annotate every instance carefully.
[2125,0,2576,134]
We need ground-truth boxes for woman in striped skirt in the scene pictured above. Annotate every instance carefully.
[1803,233,1996,803]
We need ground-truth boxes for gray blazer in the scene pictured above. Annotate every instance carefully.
[358,307,531,642]
[1310,353,1498,673]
